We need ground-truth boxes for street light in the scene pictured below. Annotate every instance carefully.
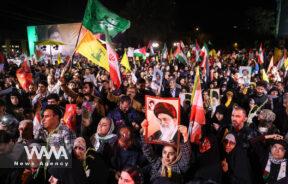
[173,42,179,47]
[195,27,199,31]
[152,42,159,48]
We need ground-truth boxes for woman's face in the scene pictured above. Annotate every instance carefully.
[223,139,236,154]
[271,144,286,160]
[215,112,224,121]
[162,145,177,166]
[97,118,111,136]
[118,171,135,184]
[10,96,19,105]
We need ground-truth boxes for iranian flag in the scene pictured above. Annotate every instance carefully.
[200,44,208,68]
[257,43,264,65]
[200,44,209,78]
[189,67,206,143]
[134,47,146,58]
[192,40,201,62]
[106,42,121,89]
[173,43,188,64]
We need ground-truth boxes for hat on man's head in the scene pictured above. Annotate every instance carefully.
[154,102,177,119]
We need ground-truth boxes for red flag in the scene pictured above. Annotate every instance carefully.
[189,67,206,143]
[257,43,264,65]
[63,104,77,131]
[16,59,33,92]
[106,42,121,89]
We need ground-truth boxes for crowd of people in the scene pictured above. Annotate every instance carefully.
[0,43,288,184]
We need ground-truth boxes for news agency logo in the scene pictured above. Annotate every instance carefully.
[13,145,71,168]
[24,146,68,160]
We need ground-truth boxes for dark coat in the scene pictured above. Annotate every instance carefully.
[222,145,253,184]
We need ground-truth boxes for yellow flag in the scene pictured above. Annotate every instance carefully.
[120,51,131,71]
[75,31,109,71]
[57,53,61,65]
[284,57,288,70]
[261,69,269,83]
[274,48,283,64]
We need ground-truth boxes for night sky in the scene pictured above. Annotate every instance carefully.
[0,0,276,46]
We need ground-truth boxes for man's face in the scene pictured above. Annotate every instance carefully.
[47,98,58,105]
[256,86,265,96]
[97,119,111,136]
[231,109,247,131]
[169,80,176,89]
[271,144,286,160]
[242,70,249,76]
[28,85,36,93]
[85,69,91,75]
[42,109,58,131]
[162,145,177,165]
[38,84,47,94]
[119,101,130,113]
[126,88,136,99]
[47,75,54,84]
[82,84,91,95]
[157,113,177,140]
[270,90,278,97]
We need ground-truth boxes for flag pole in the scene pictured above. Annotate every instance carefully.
[71,23,83,67]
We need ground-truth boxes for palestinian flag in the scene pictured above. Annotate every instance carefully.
[173,44,188,64]
[134,47,146,59]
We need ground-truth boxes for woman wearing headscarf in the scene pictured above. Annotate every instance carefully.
[188,132,222,183]
[72,137,109,184]
[141,120,191,184]
[210,105,230,145]
[106,126,145,184]
[251,134,288,184]
[118,166,143,184]
[221,133,253,184]
[90,117,117,153]
[249,109,280,183]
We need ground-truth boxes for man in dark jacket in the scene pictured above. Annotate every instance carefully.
[108,96,143,133]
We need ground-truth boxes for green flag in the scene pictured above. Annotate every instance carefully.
[83,0,130,38]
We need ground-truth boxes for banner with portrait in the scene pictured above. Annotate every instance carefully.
[238,66,252,86]
[27,23,92,58]
[150,68,163,94]
[145,95,180,146]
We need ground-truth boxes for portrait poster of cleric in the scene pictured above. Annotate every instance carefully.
[145,95,180,146]
[239,66,252,86]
